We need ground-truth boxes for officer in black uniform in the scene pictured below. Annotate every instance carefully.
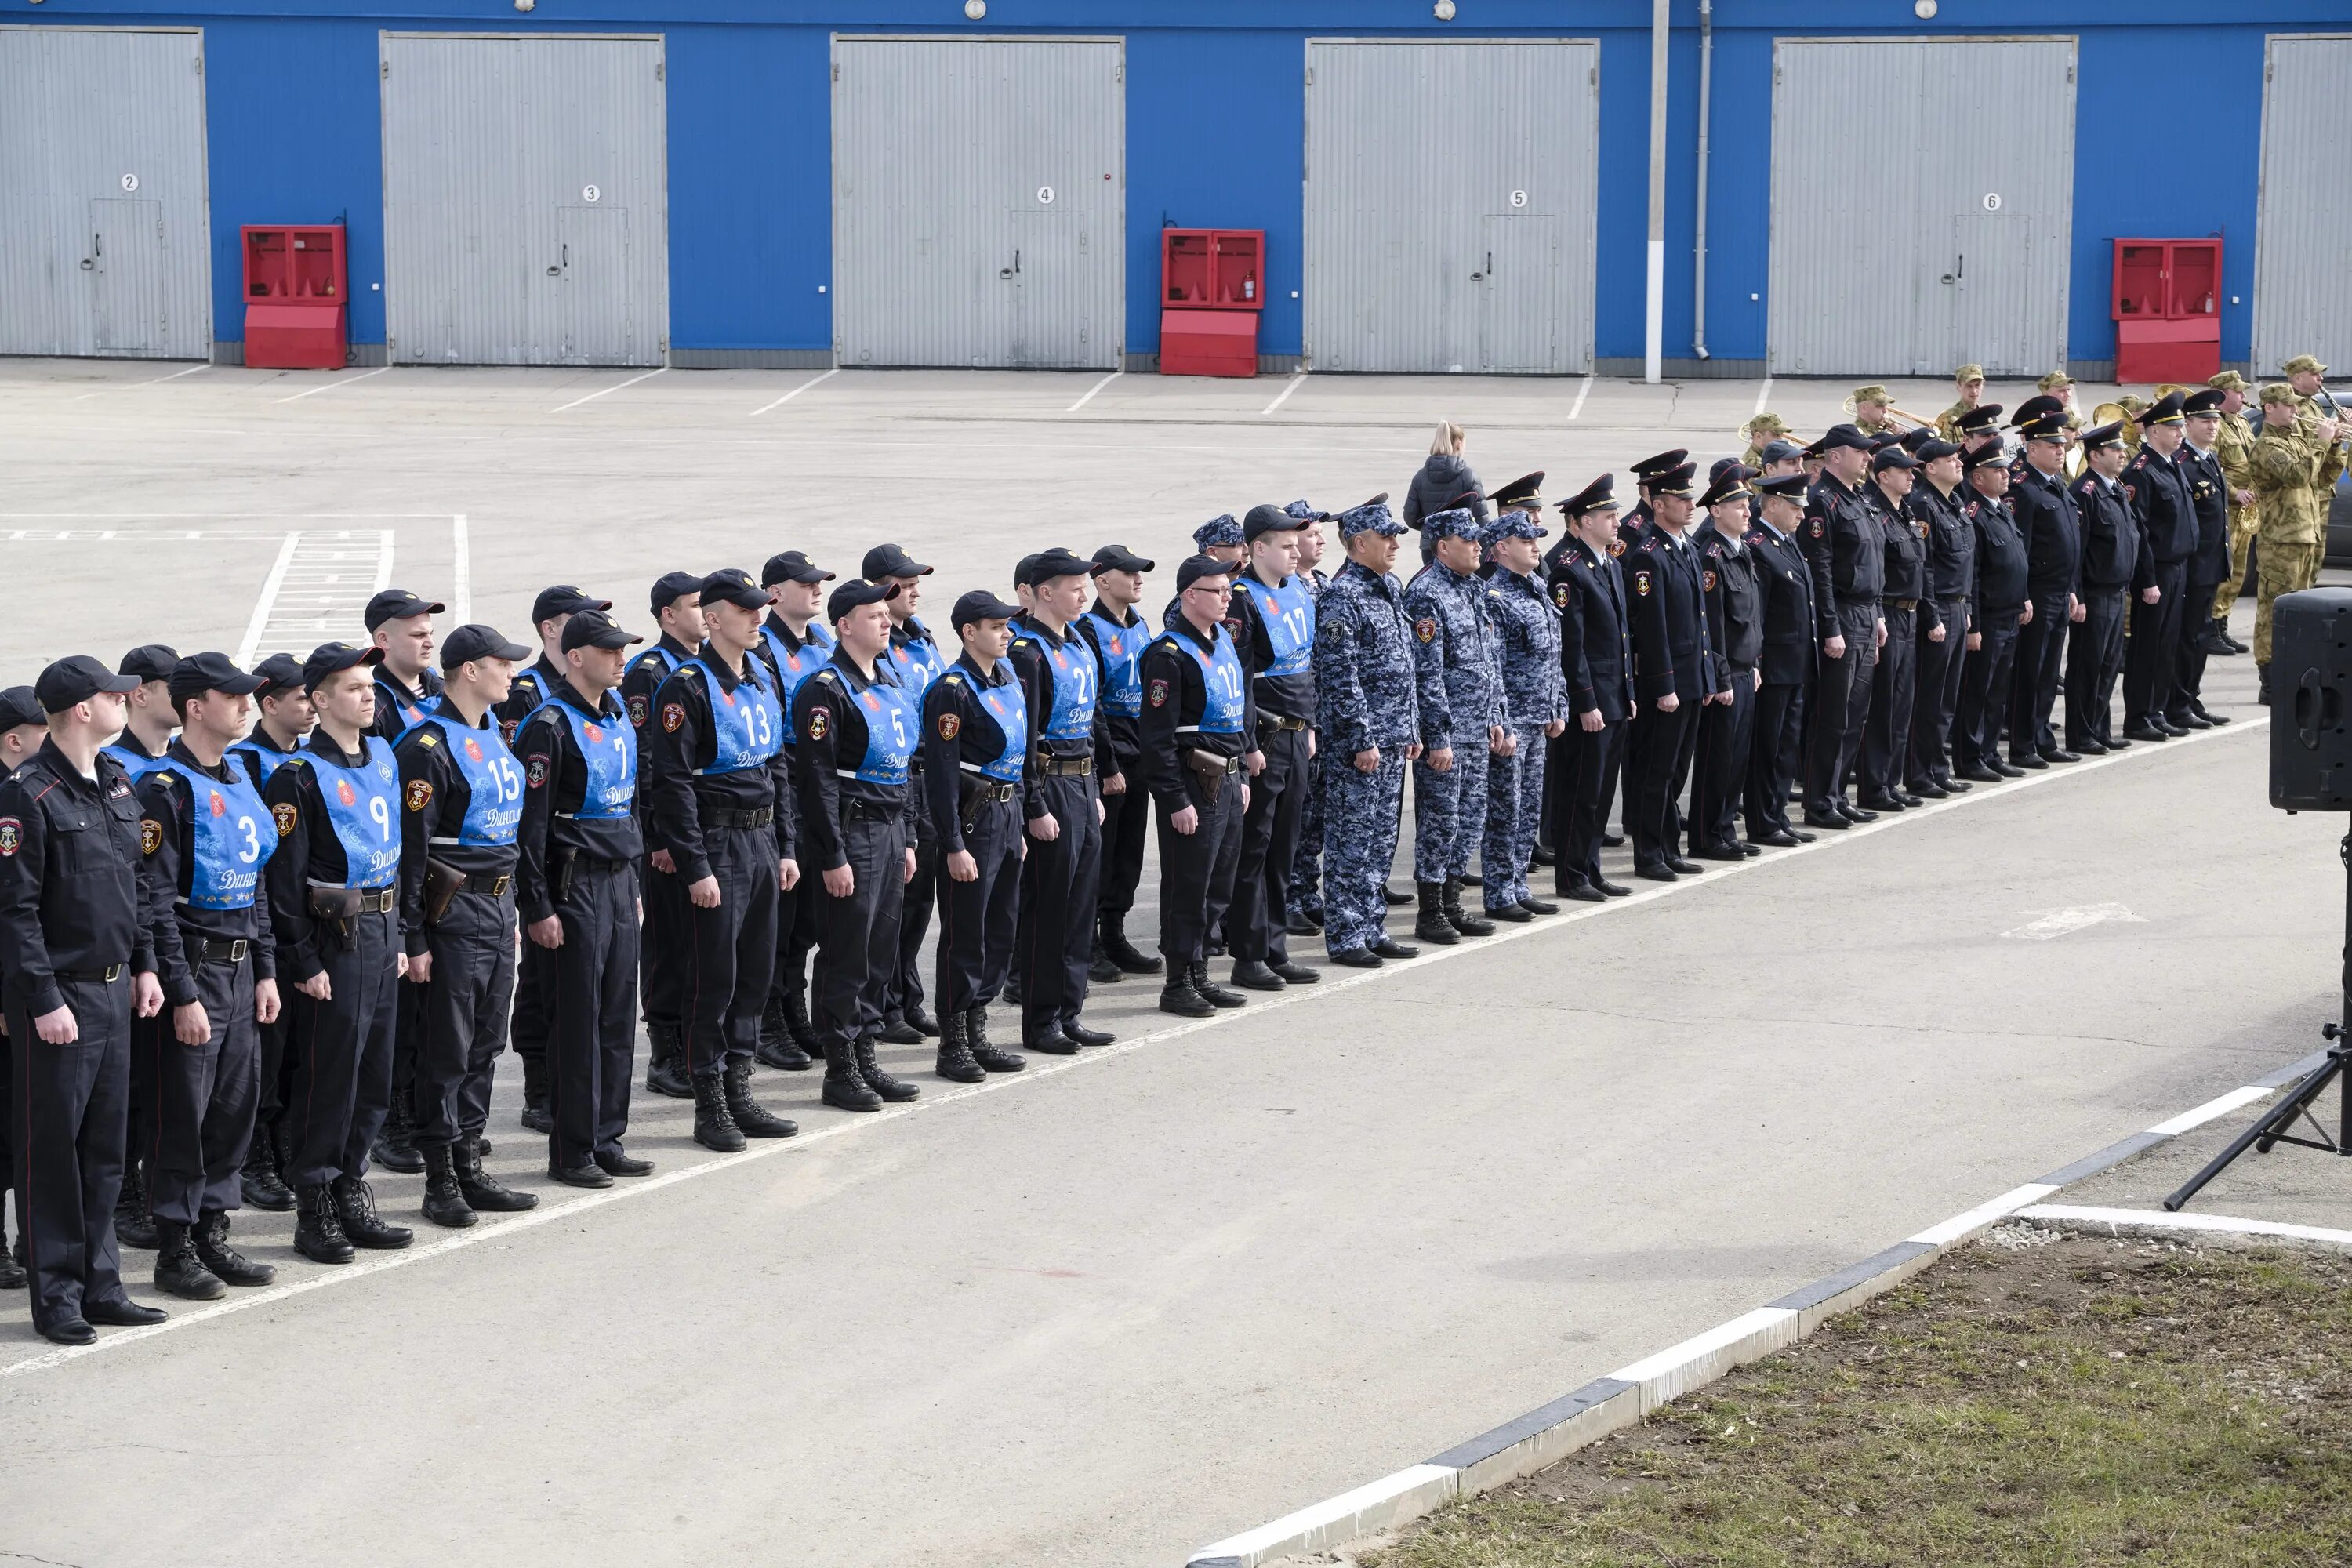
[1142,556,1259,1014]
[263,643,415,1265]
[793,579,925,1112]
[621,571,706,1099]
[393,625,540,1229]
[1225,505,1323,992]
[2121,390,2198,742]
[227,655,311,1214]
[1621,461,1711,878]
[2063,423,2145,755]
[1904,440,1975,797]
[1007,547,1117,1053]
[1,657,169,1343]
[862,545,947,1047]
[0,684,44,1291]
[751,550,837,1072]
[2006,403,2082,768]
[517,610,660,1185]
[107,644,176,1253]
[1078,545,1159,979]
[922,590,1034,1083]
[2172,389,2237,730]
[1742,473,1818,844]
[1799,425,1886,829]
[1955,448,2033,782]
[1548,477,1634,898]
[1689,468,1764,858]
[136,652,282,1301]
[646,569,798,1151]
[1857,444,1926,812]
[1607,450,1688,553]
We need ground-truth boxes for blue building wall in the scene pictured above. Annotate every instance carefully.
[43,0,2336,371]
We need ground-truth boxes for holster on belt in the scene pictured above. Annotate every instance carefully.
[307,885,360,947]
[957,779,987,840]
[549,851,579,902]
[423,857,467,926]
[1183,748,1229,804]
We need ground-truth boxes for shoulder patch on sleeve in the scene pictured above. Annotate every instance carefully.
[662,702,686,734]
[806,706,830,742]
[404,779,433,812]
[936,711,960,740]
[1147,677,1170,709]
[1702,568,1717,592]
[1635,570,1653,597]
[1415,617,1437,643]
[1552,583,1570,607]
[140,818,163,855]
[627,693,648,728]
[0,818,20,857]
[272,801,298,839]
[525,754,550,789]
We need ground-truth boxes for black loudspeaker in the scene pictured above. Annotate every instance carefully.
[2273,586,2352,811]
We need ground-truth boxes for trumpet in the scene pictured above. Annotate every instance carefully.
[1838,391,1932,431]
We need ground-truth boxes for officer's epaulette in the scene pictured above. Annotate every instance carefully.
[815,668,838,684]
[416,730,439,747]
[281,753,309,768]
[1011,635,1033,648]
[942,671,964,686]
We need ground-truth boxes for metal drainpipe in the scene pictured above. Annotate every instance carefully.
[1644,0,1669,383]
[1693,0,1713,362]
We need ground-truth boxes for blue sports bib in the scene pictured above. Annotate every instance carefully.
[1157,630,1247,735]
[972,662,1029,783]
[1085,608,1149,717]
[688,658,782,777]
[411,707,524,846]
[152,757,274,910]
[1237,575,1316,677]
[303,736,404,889]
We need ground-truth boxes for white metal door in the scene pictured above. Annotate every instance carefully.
[1478,214,1559,372]
[557,205,635,365]
[2252,35,2352,374]
[89,198,165,355]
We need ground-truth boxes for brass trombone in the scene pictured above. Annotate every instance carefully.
[1838,390,1932,431]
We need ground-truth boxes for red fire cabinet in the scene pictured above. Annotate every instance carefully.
[242,225,348,370]
[2111,237,2220,384]
[1160,228,1264,377]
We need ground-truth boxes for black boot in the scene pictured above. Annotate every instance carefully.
[755,999,812,1071]
[1088,935,1124,985]
[692,1073,746,1152]
[1189,962,1247,1009]
[419,1143,477,1229]
[333,1177,413,1250]
[644,1020,694,1098]
[724,1058,800,1138]
[935,1009,987,1083]
[822,1038,883,1112]
[240,1127,295,1212]
[194,1213,274,1287]
[152,1218,226,1301]
[456,1138,539,1211]
[518,1051,555,1134]
[1159,968,1216,1017]
[1099,910,1161,975]
[0,1207,24,1290]
[2258,662,2272,706]
[1443,877,1495,937]
[294,1183,355,1265]
[371,1098,425,1175]
[853,1037,921,1103]
[114,1161,158,1250]
[903,1002,940,1039]
[965,1005,1025,1073]
[780,989,820,1051]
[1414,882,1461,946]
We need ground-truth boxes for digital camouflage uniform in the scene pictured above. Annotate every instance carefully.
[1405,510,1508,886]
[1479,523,1566,913]
[1311,509,1419,958]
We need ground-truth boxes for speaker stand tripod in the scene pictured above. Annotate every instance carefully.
[2165,831,2352,1211]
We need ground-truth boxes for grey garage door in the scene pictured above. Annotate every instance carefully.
[1769,37,2074,377]
[833,36,1124,370]
[0,27,210,360]
[1304,39,1599,376]
[2253,34,2352,376]
[381,33,668,367]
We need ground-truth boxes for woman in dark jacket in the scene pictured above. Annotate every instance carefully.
[1405,423,1490,561]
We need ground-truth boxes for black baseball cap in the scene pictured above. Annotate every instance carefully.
[1757,437,1807,466]
[300,641,385,692]
[862,543,932,580]
[532,585,611,624]
[1091,544,1156,575]
[561,610,643,653]
[829,579,902,621]
[1805,424,1873,456]
[951,589,1022,630]
[252,654,306,699]
[762,550,834,587]
[35,656,139,714]
[1018,546,1093,586]
[167,652,266,705]
[441,624,533,667]
[697,568,771,611]
[1914,437,1962,463]
[0,686,42,730]
[363,590,443,631]
[1175,554,1236,593]
[1871,446,1921,472]
[649,570,704,615]
[118,644,180,684]
[1243,503,1305,542]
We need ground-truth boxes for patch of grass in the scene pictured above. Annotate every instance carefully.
[1366,1233,2352,1567]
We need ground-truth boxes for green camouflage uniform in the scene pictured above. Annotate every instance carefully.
[2251,420,2339,665]
[2211,408,2259,619]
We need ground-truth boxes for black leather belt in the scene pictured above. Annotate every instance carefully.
[964,779,1018,804]
[352,888,396,914]
[459,872,514,898]
[706,805,774,830]
[1260,715,1309,733]
[1038,753,1094,777]
[184,936,250,967]
[1892,597,1919,612]
[55,965,123,984]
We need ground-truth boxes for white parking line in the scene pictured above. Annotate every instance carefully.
[1260,372,1308,416]
[234,532,303,667]
[68,363,209,401]
[1752,376,1774,416]
[450,514,472,624]
[1066,369,1122,412]
[551,367,666,413]
[1568,375,1594,420]
[274,365,391,403]
[746,366,837,416]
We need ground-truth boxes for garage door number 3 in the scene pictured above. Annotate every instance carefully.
[583,185,601,204]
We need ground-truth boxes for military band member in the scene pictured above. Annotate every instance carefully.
[1314,502,1424,964]
[2202,371,2258,652]
[1904,440,1974,797]
[1799,426,1885,829]
[1850,386,1896,439]
[752,550,837,1073]
[1079,546,1160,978]
[1936,365,1987,441]
[622,571,706,1098]
[2251,383,2343,701]
[1689,469,1763,858]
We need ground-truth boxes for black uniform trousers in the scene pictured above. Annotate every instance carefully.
[1554,720,1625,891]
[282,907,399,1190]
[1014,771,1102,1034]
[1806,605,1879,815]
[508,942,553,1083]
[1230,724,1309,964]
[1747,679,1804,837]
[253,1007,292,1154]
[1690,673,1756,851]
[1955,619,2022,771]
[936,794,1022,1014]
[1860,604,1918,801]
[682,823,778,1083]
[1288,746,1325,915]
[1098,758,1150,916]
[1775,678,1809,808]
[126,1011,158,1199]
[2174,569,2223,717]
[2064,586,2129,750]
[639,853,688,1031]
[147,950,260,1225]
[1154,765,1244,969]
[2009,591,2071,760]
[1910,599,1968,786]
[548,858,639,1168]
[813,808,908,1051]
[884,780,938,1027]
[771,880,819,1011]
[2124,560,2188,730]
[1625,699,1700,870]
[412,887,517,1148]
[11,971,132,1330]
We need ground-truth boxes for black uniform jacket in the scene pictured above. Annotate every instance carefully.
[1548,535,1632,723]
[0,742,156,1017]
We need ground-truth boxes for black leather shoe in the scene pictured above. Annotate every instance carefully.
[84,1298,169,1328]
[1284,912,1321,937]
[1370,936,1421,959]
[1414,882,1461,946]
[1991,759,2027,778]
[332,1178,413,1250]
[876,1017,925,1046]
[419,1145,478,1231]
[1664,857,1705,875]
[1230,959,1287,992]
[1486,902,1532,923]
[1442,878,1494,937]
[645,1022,696,1098]
[935,1009,988,1083]
[1602,830,1628,848]
[1062,1018,1116,1047]
[2042,748,2081,764]
[755,1000,812,1070]
[519,1097,555,1135]
[1099,913,1162,974]
[1519,896,1559,916]
[820,1041,883,1112]
[2196,705,2230,726]
[1691,844,1745,862]
[2122,724,2170,742]
[2009,750,2049,769]
[1191,964,1247,1008]
[1026,1022,1082,1052]
[1458,871,1482,887]
[1911,779,1950,800]
[904,1004,941,1039]
[1381,883,1413,906]
[1956,764,2001,782]
[294,1184,355,1265]
[0,1241,26,1291]
[1530,844,1557,866]
[240,1138,296,1213]
[1838,804,1878,823]
[1752,831,1802,848]
[1559,884,1607,902]
[1857,794,1904,813]
[2073,738,2108,755]
[1270,960,1320,984]
[1088,949,1124,985]
[1802,811,1850,831]
[692,1076,746,1152]
[1737,840,1762,856]
[1328,947,1382,967]
[548,1161,613,1189]
[370,1105,425,1176]
[1936,774,1973,791]
[2168,711,2212,731]
[1595,879,1633,896]
[593,1148,655,1178]
[1635,863,1678,882]
[114,1167,157,1251]
[1156,978,1214,1018]
[964,1007,1025,1073]
[153,1221,227,1301]
[40,1316,96,1345]
[1895,790,1924,808]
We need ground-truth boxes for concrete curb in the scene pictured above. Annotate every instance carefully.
[1181,1051,2321,1567]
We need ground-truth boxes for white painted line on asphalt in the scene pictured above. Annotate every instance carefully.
[1752,376,1773,415]
[1567,375,1594,420]
[2001,901,2147,940]
[747,366,838,416]
[1907,1182,2062,1247]
[1066,369,1122,412]
[274,365,391,403]
[372,528,395,595]
[1259,372,1307,416]
[2021,1204,2352,1248]
[0,706,2267,1381]
[69,363,209,401]
[551,367,666,412]
[2147,1083,2271,1136]
[234,532,303,668]
[450,514,471,625]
